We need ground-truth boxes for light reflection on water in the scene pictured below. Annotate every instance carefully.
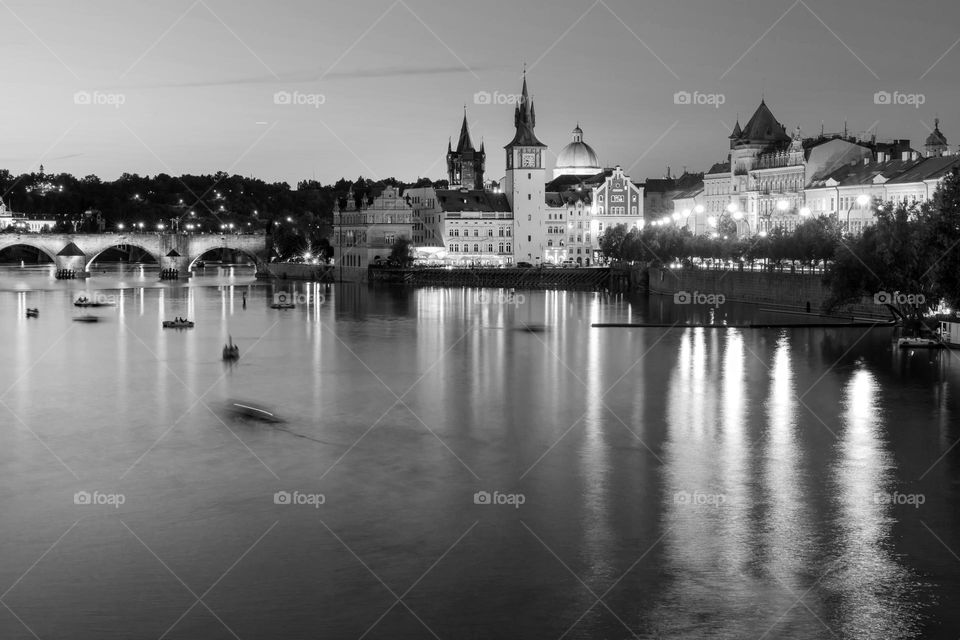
[0,268,958,639]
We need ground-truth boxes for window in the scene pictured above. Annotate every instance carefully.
[528,173,531,180]
[499,228,504,236]
[473,244,479,252]
[528,194,531,201]
[449,244,454,251]
[527,235,531,242]
[506,243,512,252]
[487,244,493,252]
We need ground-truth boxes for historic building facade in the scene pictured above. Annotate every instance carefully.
[333,185,414,267]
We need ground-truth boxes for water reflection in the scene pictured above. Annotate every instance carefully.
[828,367,921,638]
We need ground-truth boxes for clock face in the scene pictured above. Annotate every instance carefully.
[521,152,536,168]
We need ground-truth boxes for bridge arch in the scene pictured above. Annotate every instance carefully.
[0,239,58,263]
[187,247,262,270]
[84,243,162,271]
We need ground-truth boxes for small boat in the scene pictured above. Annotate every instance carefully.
[223,398,281,422]
[194,260,206,268]
[26,308,39,318]
[222,336,240,360]
[270,302,296,309]
[162,319,195,329]
[898,336,941,349]
[73,315,99,323]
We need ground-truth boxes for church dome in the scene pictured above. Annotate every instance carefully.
[926,119,948,147]
[554,124,601,178]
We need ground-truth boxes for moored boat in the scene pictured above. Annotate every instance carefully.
[26,308,39,318]
[898,336,941,349]
[270,302,296,309]
[73,315,99,323]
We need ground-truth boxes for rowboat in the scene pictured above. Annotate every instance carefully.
[223,398,280,422]
[26,308,39,318]
[162,319,195,329]
[73,315,99,323]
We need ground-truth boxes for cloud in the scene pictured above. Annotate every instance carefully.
[121,64,486,90]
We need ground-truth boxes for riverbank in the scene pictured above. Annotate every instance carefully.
[647,266,888,319]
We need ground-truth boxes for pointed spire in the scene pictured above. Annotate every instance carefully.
[456,109,474,152]
[730,119,742,139]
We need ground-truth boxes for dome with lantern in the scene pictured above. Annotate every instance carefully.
[554,124,601,179]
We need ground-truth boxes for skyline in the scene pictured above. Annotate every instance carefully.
[2,0,959,186]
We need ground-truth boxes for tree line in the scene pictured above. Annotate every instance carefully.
[0,170,446,261]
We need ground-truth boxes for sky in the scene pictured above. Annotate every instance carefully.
[1,0,958,187]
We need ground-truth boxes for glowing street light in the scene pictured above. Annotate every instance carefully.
[694,204,705,214]
[799,207,811,217]
[856,194,871,208]
[116,223,124,230]
[726,202,739,214]
[776,199,790,212]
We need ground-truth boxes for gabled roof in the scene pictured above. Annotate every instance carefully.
[436,189,511,213]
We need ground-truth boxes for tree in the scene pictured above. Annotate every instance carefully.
[388,236,415,267]
[599,224,630,261]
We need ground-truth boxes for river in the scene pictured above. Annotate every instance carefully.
[1,264,958,639]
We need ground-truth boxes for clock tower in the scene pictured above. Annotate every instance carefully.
[503,71,547,263]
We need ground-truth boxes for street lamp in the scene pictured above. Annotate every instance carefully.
[117,223,124,230]
[844,194,872,232]
[799,207,811,217]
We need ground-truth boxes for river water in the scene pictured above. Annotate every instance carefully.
[1,264,958,639]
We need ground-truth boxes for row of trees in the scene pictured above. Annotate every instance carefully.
[599,169,960,315]
[598,214,840,266]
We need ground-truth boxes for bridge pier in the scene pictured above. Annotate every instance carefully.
[159,254,191,280]
[54,255,89,279]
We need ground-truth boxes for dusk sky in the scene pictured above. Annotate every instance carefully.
[3,0,959,186]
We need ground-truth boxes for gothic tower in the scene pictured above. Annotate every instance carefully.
[447,110,485,189]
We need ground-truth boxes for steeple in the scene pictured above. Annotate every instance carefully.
[505,68,545,149]
[456,108,475,152]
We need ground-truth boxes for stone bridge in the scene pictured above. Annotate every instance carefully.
[0,232,269,278]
